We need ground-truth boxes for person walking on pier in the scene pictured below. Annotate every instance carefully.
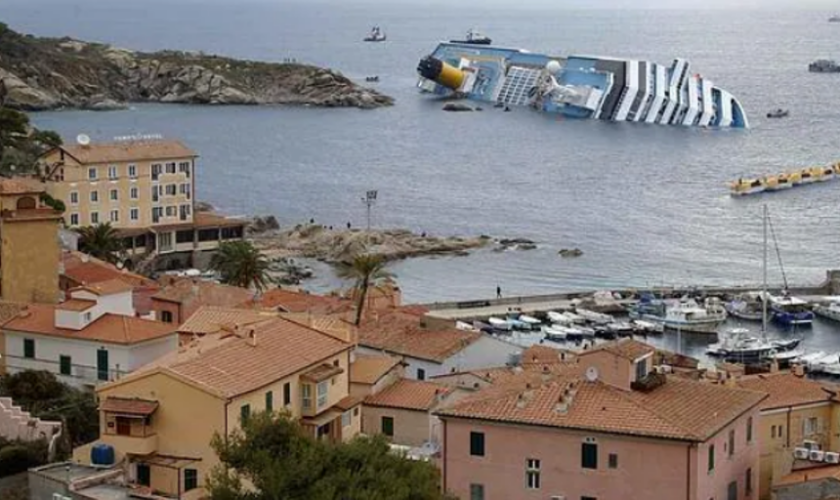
[496,285,502,299]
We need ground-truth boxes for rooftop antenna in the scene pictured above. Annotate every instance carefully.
[76,133,91,146]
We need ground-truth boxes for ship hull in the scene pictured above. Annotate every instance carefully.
[417,42,749,129]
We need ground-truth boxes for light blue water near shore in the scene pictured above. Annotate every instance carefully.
[7,1,840,306]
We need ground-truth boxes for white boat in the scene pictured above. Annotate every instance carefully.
[659,298,727,334]
[456,321,476,331]
[606,322,634,335]
[725,293,764,321]
[814,302,840,322]
[542,325,567,341]
[706,328,777,362]
[798,351,827,365]
[766,293,814,326]
[547,311,573,325]
[488,317,511,330]
[564,311,586,324]
[769,349,804,363]
[519,315,542,325]
[575,308,612,325]
[632,319,663,334]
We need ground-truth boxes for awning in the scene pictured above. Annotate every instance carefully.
[100,397,159,416]
[334,395,362,411]
[301,363,344,383]
[301,409,342,427]
[136,453,201,469]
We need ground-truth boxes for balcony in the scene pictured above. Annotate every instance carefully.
[101,432,158,456]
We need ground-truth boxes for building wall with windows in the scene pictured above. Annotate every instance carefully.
[1,330,177,387]
[41,143,196,230]
[362,406,435,448]
[441,413,760,500]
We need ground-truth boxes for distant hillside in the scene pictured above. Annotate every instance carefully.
[0,22,393,110]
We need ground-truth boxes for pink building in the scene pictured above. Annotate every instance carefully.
[437,339,767,500]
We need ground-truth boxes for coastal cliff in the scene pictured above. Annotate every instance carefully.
[0,23,393,110]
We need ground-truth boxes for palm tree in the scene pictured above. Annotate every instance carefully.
[76,223,123,264]
[336,253,393,326]
[210,240,270,291]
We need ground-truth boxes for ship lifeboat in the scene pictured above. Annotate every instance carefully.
[764,174,793,191]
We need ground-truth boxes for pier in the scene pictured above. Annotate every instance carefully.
[421,270,840,323]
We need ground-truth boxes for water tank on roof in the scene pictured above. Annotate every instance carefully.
[91,443,115,466]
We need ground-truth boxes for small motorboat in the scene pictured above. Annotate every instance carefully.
[450,29,492,45]
[543,325,567,341]
[606,322,634,336]
[564,311,586,324]
[506,317,531,330]
[365,76,380,83]
[767,293,814,326]
[725,293,764,321]
[547,311,573,325]
[519,314,542,326]
[632,319,663,334]
[456,321,477,331]
[814,301,840,322]
[363,26,387,42]
[575,308,613,325]
[770,338,802,352]
[488,317,511,330]
[766,109,789,119]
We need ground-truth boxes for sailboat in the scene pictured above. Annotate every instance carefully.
[707,206,801,363]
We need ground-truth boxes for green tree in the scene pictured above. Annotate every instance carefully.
[336,253,393,326]
[208,412,451,500]
[209,240,270,290]
[0,77,63,175]
[76,222,124,264]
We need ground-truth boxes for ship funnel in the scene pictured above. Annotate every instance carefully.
[417,56,466,91]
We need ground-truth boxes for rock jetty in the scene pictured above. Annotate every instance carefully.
[248,224,493,264]
[0,23,393,111]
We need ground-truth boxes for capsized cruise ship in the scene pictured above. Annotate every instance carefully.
[417,43,749,128]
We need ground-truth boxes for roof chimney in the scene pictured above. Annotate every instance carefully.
[249,329,257,347]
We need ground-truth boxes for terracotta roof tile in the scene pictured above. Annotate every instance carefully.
[358,311,482,363]
[579,338,655,362]
[56,299,96,311]
[335,395,363,411]
[255,288,352,314]
[74,279,135,296]
[301,363,344,382]
[62,251,154,288]
[438,374,766,442]
[178,306,278,336]
[162,317,351,397]
[364,379,452,411]
[100,397,159,415]
[152,279,253,307]
[736,371,833,410]
[350,353,402,385]
[4,304,177,345]
[521,345,577,365]
[0,178,44,195]
[775,464,840,487]
[56,140,196,165]
[0,301,29,326]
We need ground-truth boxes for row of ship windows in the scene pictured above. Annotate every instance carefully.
[69,184,191,203]
[86,161,191,181]
[68,204,192,226]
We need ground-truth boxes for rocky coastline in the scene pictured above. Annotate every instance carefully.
[0,23,393,111]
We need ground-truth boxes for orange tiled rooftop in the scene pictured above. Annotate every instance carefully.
[55,139,196,164]
[178,306,278,337]
[358,311,482,363]
[350,353,403,385]
[735,370,835,411]
[364,378,453,411]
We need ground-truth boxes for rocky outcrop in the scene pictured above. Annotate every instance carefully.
[0,24,393,111]
[249,224,493,264]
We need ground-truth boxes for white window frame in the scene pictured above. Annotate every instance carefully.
[110,189,119,201]
[108,165,118,179]
[70,213,79,226]
[90,190,99,203]
[128,164,137,178]
[110,210,119,223]
[69,191,79,204]
[130,208,139,221]
[88,167,98,180]
[526,458,541,489]
[165,162,176,174]
[130,187,139,200]
[805,417,819,436]
[342,410,352,428]
[90,212,99,224]
[317,381,328,408]
[302,384,312,409]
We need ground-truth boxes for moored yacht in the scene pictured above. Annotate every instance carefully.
[725,293,764,321]
[768,293,814,326]
[635,297,727,334]
[814,301,840,322]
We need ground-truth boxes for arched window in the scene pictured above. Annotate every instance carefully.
[16,197,36,210]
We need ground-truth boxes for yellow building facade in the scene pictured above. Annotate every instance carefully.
[736,370,840,500]
[74,316,362,499]
[0,179,62,304]
[40,139,196,230]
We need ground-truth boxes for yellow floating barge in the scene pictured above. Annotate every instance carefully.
[730,163,840,196]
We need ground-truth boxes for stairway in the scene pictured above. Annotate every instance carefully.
[0,397,61,441]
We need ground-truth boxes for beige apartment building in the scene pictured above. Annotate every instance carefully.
[40,138,245,270]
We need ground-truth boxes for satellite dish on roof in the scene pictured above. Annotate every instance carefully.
[585,366,599,382]
[116,260,125,270]
[76,134,91,146]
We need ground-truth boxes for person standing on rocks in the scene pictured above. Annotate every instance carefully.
[496,285,502,299]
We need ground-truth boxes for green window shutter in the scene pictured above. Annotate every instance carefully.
[59,355,72,375]
[23,339,35,359]
[265,391,273,412]
[381,416,394,437]
[240,404,251,424]
[184,468,198,491]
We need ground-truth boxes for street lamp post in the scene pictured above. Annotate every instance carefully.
[361,190,377,230]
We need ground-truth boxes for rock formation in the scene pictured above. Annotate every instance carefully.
[0,23,393,111]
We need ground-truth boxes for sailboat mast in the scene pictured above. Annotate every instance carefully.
[762,204,768,334]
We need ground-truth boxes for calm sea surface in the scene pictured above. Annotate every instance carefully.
[7,2,840,318]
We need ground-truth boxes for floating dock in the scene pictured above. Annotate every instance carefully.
[730,163,840,196]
